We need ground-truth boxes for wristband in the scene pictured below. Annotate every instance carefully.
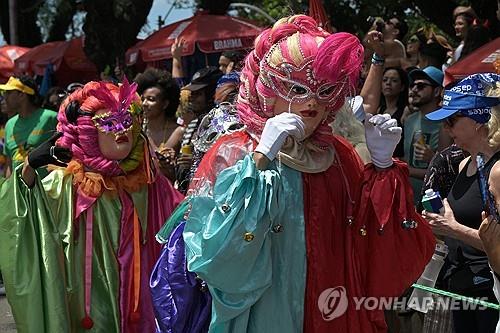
[371,53,385,66]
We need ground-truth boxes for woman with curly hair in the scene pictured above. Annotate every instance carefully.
[0,79,183,332]
[134,68,181,181]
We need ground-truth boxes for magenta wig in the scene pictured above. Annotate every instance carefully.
[57,81,143,176]
[237,15,364,136]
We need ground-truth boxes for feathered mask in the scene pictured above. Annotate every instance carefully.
[90,78,141,135]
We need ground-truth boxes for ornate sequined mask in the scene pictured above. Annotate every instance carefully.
[260,54,347,105]
[194,103,243,153]
[89,77,140,135]
[92,111,134,135]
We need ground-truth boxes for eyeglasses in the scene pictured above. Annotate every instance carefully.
[410,82,434,91]
[444,113,465,127]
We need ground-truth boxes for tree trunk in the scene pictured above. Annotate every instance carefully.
[1,0,43,46]
[0,0,10,44]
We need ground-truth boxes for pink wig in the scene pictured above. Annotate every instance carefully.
[237,15,364,136]
[57,81,143,176]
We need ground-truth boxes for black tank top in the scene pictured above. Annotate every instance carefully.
[444,151,500,283]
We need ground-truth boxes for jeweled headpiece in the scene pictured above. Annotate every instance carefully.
[237,15,363,135]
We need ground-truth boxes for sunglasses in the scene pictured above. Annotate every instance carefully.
[444,113,465,127]
[410,82,434,90]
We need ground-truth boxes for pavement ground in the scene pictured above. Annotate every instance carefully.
[0,296,16,333]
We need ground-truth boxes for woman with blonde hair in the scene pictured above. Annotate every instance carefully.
[423,73,500,333]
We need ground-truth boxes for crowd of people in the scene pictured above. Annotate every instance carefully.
[0,4,498,333]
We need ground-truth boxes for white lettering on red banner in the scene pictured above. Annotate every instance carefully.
[213,39,243,50]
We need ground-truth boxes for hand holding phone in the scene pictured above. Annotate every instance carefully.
[477,153,500,223]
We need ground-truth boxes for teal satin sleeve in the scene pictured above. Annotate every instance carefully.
[184,154,307,332]
[185,154,284,290]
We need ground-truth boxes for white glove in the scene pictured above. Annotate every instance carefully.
[364,113,402,168]
[349,96,366,122]
[255,112,306,161]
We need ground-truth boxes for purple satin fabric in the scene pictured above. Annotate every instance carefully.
[150,221,211,333]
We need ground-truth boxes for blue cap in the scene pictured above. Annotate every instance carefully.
[216,71,240,88]
[409,66,444,86]
[426,73,500,124]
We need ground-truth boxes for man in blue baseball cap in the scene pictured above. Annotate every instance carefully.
[404,66,452,204]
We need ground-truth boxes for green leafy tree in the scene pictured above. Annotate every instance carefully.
[82,0,153,72]
[219,0,498,43]
[1,0,153,73]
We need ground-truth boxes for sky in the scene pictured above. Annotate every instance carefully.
[141,0,195,37]
[0,0,195,45]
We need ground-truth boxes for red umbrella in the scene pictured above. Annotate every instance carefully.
[15,37,99,86]
[0,45,30,83]
[309,0,331,32]
[126,12,263,65]
[444,37,500,86]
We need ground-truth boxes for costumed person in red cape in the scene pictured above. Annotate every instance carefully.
[0,79,183,332]
[150,15,435,332]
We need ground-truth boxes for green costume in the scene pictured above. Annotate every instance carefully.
[0,166,182,332]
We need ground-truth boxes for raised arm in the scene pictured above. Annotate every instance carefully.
[171,38,185,79]
[360,31,385,115]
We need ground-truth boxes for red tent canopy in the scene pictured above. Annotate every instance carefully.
[444,37,500,86]
[126,12,263,65]
[15,37,99,86]
[0,45,30,83]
